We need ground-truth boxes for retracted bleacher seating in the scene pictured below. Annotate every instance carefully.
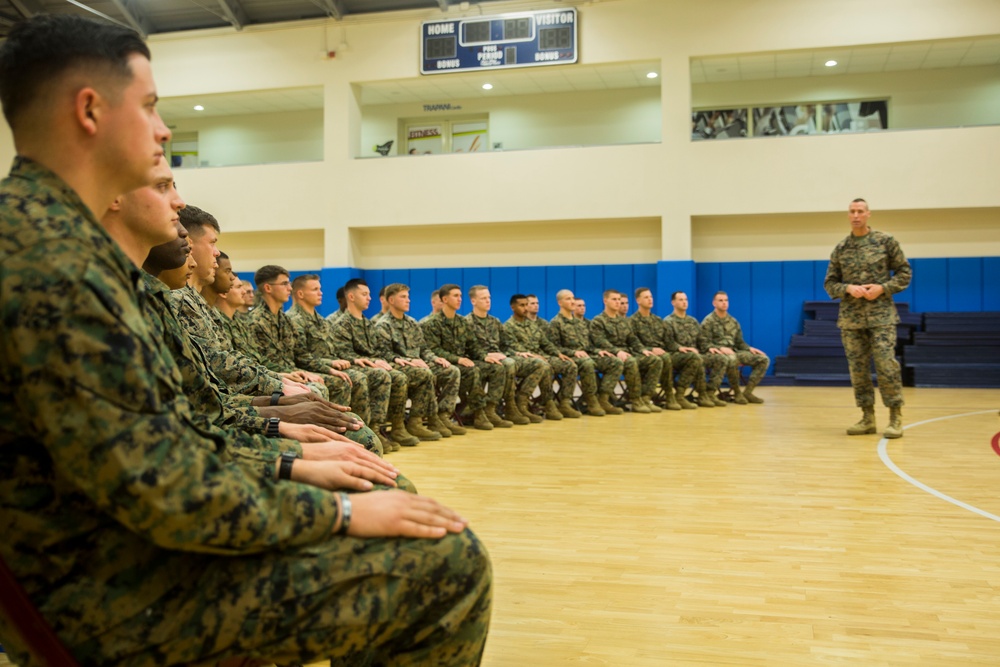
[902,312,1000,388]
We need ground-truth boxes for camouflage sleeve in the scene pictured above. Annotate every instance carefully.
[589,317,619,354]
[501,321,523,354]
[413,323,438,364]
[547,318,569,355]
[884,235,912,296]
[823,243,848,300]
[247,314,286,373]
[660,319,680,352]
[465,322,485,360]
[373,321,396,362]
[628,318,652,352]
[697,317,716,352]
[538,326,561,357]
[290,324,335,375]
[422,317,457,363]
[732,320,750,352]
[5,261,339,555]
[329,319,360,362]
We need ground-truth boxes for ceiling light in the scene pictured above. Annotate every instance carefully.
[646,72,658,79]
[482,83,493,90]
[193,105,205,111]
[825,60,838,67]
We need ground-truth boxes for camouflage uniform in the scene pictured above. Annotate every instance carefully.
[590,312,663,399]
[664,313,727,393]
[699,312,771,390]
[421,311,506,412]
[548,313,623,397]
[504,316,575,403]
[246,305,350,403]
[287,302,390,426]
[628,312,678,397]
[171,285,285,397]
[326,308,345,325]
[658,314,708,395]
[329,313,409,424]
[824,229,912,408]
[376,313,460,417]
[0,157,490,667]
[466,312,546,398]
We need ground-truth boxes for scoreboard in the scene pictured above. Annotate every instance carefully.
[421,8,577,75]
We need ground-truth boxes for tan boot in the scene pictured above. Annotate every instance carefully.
[388,418,419,447]
[743,381,764,404]
[710,390,727,407]
[473,408,494,430]
[884,407,903,439]
[543,400,564,420]
[598,393,623,415]
[406,416,442,441]
[517,394,544,423]
[695,393,715,408]
[676,394,697,409]
[485,403,513,428]
[440,411,467,435]
[663,391,682,411]
[504,400,530,425]
[847,407,877,435]
[428,412,452,438]
[558,399,582,418]
[733,389,749,405]
[631,396,652,413]
[584,394,606,416]
[642,396,663,413]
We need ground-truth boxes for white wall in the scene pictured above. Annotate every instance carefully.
[169,109,324,167]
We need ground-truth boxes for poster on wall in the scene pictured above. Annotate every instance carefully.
[819,101,888,133]
[407,125,444,154]
[691,109,748,140]
[451,121,488,153]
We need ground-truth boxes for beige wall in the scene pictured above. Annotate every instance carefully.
[3,0,1000,267]
[170,109,324,167]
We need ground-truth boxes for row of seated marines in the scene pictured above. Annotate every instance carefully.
[169,201,772,458]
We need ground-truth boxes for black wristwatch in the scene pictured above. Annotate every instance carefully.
[265,417,280,438]
[278,452,298,480]
[270,390,282,406]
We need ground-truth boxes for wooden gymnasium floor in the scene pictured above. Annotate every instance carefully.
[310,386,1000,666]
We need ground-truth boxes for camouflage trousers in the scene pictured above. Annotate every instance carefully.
[430,362,461,415]
[502,356,546,398]
[714,351,770,390]
[652,352,675,393]
[76,524,492,667]
[341,367,370,424]
[669,351,705,394]
[306,372,351,405]
[455,361,506,412]
[842,326,903,408]
[579,354,624,397]
[629,353,663,398]
[341,412,381,456]
[539,356,577,403]
[393,364,435,418]
[349,366,391,427]
[384,368,410,424]
[702,352,735,392]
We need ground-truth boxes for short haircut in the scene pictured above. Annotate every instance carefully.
[468,285,487,299]
[378,286,386,298]
[0,14,151,132]
[439,283,461,299]
[556,289,574,302]
[217,251,230,261]
[254,265,288,286]
[634,287,651,299]
[178,204,220,236]
[335,287,346,309]
[602,289,618,300]
[384,283,409,299]
[526,294,537,300]
[670,291,686,301]
[344,278,367,294]
[292,273,319,291]
[714,291,728,298]
[851,197,869,209]
[510,293,527,306]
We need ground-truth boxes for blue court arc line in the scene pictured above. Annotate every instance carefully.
[878,410,1000,524]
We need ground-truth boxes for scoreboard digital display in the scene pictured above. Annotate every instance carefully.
[421,8,577,75]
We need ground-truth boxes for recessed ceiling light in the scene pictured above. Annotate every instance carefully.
[482,83,493,90]
[825,60,838,67]
[193,105,205,111]
[646,72,658,79]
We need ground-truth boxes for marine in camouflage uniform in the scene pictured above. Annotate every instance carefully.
[504,310,576,419]
[664,311,727,405]
[548,309,622,416]
[590,303,663,412]
[0,156,489,667]
[466,310,546,424]
[699,294,770,404]
[824,199,912,438]
[629,309,682,410]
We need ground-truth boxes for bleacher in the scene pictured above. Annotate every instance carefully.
[902,312,1000,388]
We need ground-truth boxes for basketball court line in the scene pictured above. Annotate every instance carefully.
[878,409,1000,523]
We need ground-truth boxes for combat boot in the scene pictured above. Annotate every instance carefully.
[846,407,876,435]
[543,400,564,420]
[743,381,764,404]
[695,392,715,408]
[676,394,697,409]
[663,391,682,411]
[884,407,903,439]
[427,412,452,438]
[710,390,727,407]
[473,408,494,430]
[583,393,606,416]
[641,396,663,413]
[405,416,442,441]
[388,418,419,447]
[631,396,652,413]
[503,398,530,425]
[485,403,513,428]
[376,430,398,454]
[558,398,582,418]
[733,389,749,405]
[598,393,623,415]
[516,394,544,423]
[439,411,467,435]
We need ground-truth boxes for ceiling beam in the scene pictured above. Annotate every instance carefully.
[10,0,42,18]
[216,0,248,31]
[107,0,151,37]
[317,0,344,20]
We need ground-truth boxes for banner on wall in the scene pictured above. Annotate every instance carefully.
[407,125,443,154]
[451,121,488,153]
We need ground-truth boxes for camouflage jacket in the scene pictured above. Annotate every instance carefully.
[326,309,345,325]
[421,311,484,362]
[590,312,643,354]
[248,304,330,375]
[504,316,561,357]
[376,313,438,363]
[0,157,340,647]
[171,285,283,395]
[287,303,342,368]
[699,312,750,352]
[663,313,702,350]
[330,311,391,361]
[629,312,668,350]
[548,312,595,355]
[465,312,516,354]
[824,229,912,329]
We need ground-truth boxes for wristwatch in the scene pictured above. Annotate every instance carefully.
[278,451,298,480]
[270,390,282,406]
[335,492,352,535]
[266,417,280,438]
